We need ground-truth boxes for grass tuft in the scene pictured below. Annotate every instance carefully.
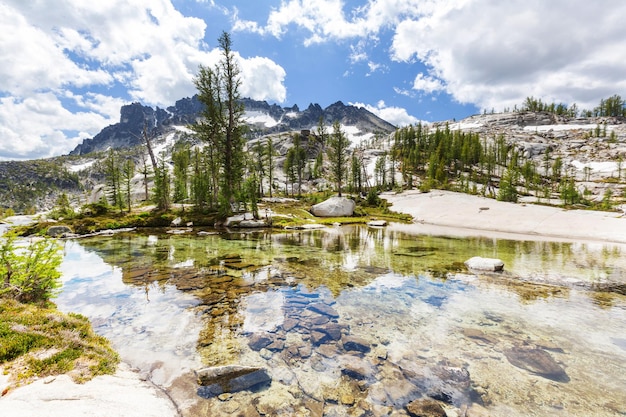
[0,299,119,389]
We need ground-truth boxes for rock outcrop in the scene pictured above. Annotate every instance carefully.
[311,197,356,217]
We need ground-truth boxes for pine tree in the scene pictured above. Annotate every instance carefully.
[104,149,123,212]
[172,142,191,203]
[327,121,350,196]
[122,159,135,213]
[192,31,245,214]
[265,137,276,198]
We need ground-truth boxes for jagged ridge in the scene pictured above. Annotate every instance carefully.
[70,97,397,156]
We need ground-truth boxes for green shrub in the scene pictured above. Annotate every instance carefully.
[81,202,109,217]
[0,232,63,304]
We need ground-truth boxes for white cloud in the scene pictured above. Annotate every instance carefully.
[412,73,444,94]
[351,100,421,127]
[0,0,288,159]
[391,0,626,111]
[0,94,115,160]
[234,0,428,44]
[239,56,287,103]
[235,0,626,114]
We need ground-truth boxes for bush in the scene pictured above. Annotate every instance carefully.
[80,202,109,217]
[0,232,63,304]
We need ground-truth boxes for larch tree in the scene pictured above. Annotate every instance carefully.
[327,120,350,197]
[192,31,245,215]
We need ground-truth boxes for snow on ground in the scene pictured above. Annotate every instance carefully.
[447,121,484,130]
[153,132,177,157]
[173,125,193,134]
[522,124,612,132]
[341,124,374,146]
[68,160,96,172]
[285,111,298,118]
[571,160,619,174]
[243,111,279,128]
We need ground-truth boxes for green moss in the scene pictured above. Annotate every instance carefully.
[0,299,119,387]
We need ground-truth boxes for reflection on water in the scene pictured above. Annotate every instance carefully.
[56,226,626,416]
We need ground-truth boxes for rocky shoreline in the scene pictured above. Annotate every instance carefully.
[382,189,626,245]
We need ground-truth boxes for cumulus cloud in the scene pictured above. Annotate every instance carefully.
[0,0,287,159]
[412,73,444,94]
[391,0,626,111]
[234,0,426,44]
[0,94,115,160]
[235,0,626,113]
[351,100,421,127]
[239,56,287,103]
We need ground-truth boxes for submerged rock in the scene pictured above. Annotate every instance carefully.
[504,346,569,382]
[196,365,271,398]
[406,398,447,417]
[464,256,504,272]
[307,302,339,318]
[342,335,371,353]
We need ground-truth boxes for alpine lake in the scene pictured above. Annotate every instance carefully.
[55,224,626,416]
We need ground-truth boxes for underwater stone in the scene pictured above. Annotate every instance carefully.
[504,346,570,382]
[248,333,273,351]
[316,323,344,341]
[406,398,447,417]
[196,366,271,398]
[307,303,339,318]
[342,335,371,353]
[341,357,373,380]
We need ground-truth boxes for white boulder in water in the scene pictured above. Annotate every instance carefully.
[465,256,504,272]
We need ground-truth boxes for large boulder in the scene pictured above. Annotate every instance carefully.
[311,197,355,217]
[464,256,504,272]
[46,225,73,238]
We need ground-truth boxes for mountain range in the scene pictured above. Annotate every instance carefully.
[2,94,625,215]
[70,97,397,155]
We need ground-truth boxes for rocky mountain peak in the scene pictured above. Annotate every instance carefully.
[70,97,397,156]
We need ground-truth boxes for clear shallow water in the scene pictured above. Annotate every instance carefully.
[56,226,626,416]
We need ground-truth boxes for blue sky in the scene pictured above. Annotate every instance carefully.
[1,0,626,160]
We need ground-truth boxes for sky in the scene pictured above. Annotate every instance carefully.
[1,0,626,160]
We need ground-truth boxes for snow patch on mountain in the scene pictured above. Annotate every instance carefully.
[68,160,96,173]
[244,111,279,128]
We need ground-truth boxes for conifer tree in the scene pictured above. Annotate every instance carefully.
[192,31,244,214]
[327,121,350,196]
[122,159,135,213]
[265,137,276,198]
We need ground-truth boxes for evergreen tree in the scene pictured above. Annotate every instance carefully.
[153,157,170,211]
[192,31,244,214]
[172,142,191,203]
[191,148,209,208]
[104,149,123,212]
[284,148,297,197]
[292,133,307,197]
[121,159,135,213]
[327,121,350,196]
[265,137,277,198]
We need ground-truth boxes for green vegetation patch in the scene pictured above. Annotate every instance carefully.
[0,299,119,388]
